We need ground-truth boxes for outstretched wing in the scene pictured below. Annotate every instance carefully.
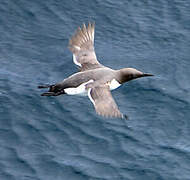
[69,22,104,71]
[88,85,124,118]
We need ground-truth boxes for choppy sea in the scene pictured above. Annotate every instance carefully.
[0,0,190,179]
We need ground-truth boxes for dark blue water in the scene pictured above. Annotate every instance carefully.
[1,0,190,179]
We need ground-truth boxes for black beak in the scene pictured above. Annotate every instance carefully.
[142,73,154,77]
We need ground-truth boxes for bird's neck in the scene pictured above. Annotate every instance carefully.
[116,69,135,84]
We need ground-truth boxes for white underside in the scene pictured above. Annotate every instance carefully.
[109,79,121,90]
[64,80,94,96]
[88,88,95,105]
[73,54,81,67]
[73,45,81,50]
[64,79,121,96]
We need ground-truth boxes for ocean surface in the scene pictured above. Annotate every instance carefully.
[0,0,190,179]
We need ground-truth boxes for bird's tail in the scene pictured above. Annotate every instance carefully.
[38,84,52,89]
[38,84,65,96]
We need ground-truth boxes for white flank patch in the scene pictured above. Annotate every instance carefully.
[73,54,81,67]
[64,80,94,96]
[109,79,121,90]
[88,88,95,105]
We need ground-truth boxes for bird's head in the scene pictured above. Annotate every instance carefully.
[118,68,153,83]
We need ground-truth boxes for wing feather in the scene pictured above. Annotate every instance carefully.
[69,22,104,71]
[88,85,124,118]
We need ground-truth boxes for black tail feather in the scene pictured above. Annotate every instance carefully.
[38,84,51,89]
[41,90,65,96]
[38,83,65,96]
[41,92,55,96]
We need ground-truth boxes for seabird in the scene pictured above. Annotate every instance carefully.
[38,22,153,119]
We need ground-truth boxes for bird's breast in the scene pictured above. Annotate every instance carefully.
[109,79,121,90]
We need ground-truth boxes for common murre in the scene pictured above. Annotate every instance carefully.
[38,22,153,118]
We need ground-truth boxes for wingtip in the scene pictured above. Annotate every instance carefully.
[96,112,125,119]
[82,23,86,29]
[68,22,95,53]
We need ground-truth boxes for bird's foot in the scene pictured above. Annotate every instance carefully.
[123,114,128,120]
[122,114,132,129]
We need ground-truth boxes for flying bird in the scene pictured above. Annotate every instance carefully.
[38,22,153,119]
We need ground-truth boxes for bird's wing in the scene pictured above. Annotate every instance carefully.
[87,84,124,118]
[69,22,104,71]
